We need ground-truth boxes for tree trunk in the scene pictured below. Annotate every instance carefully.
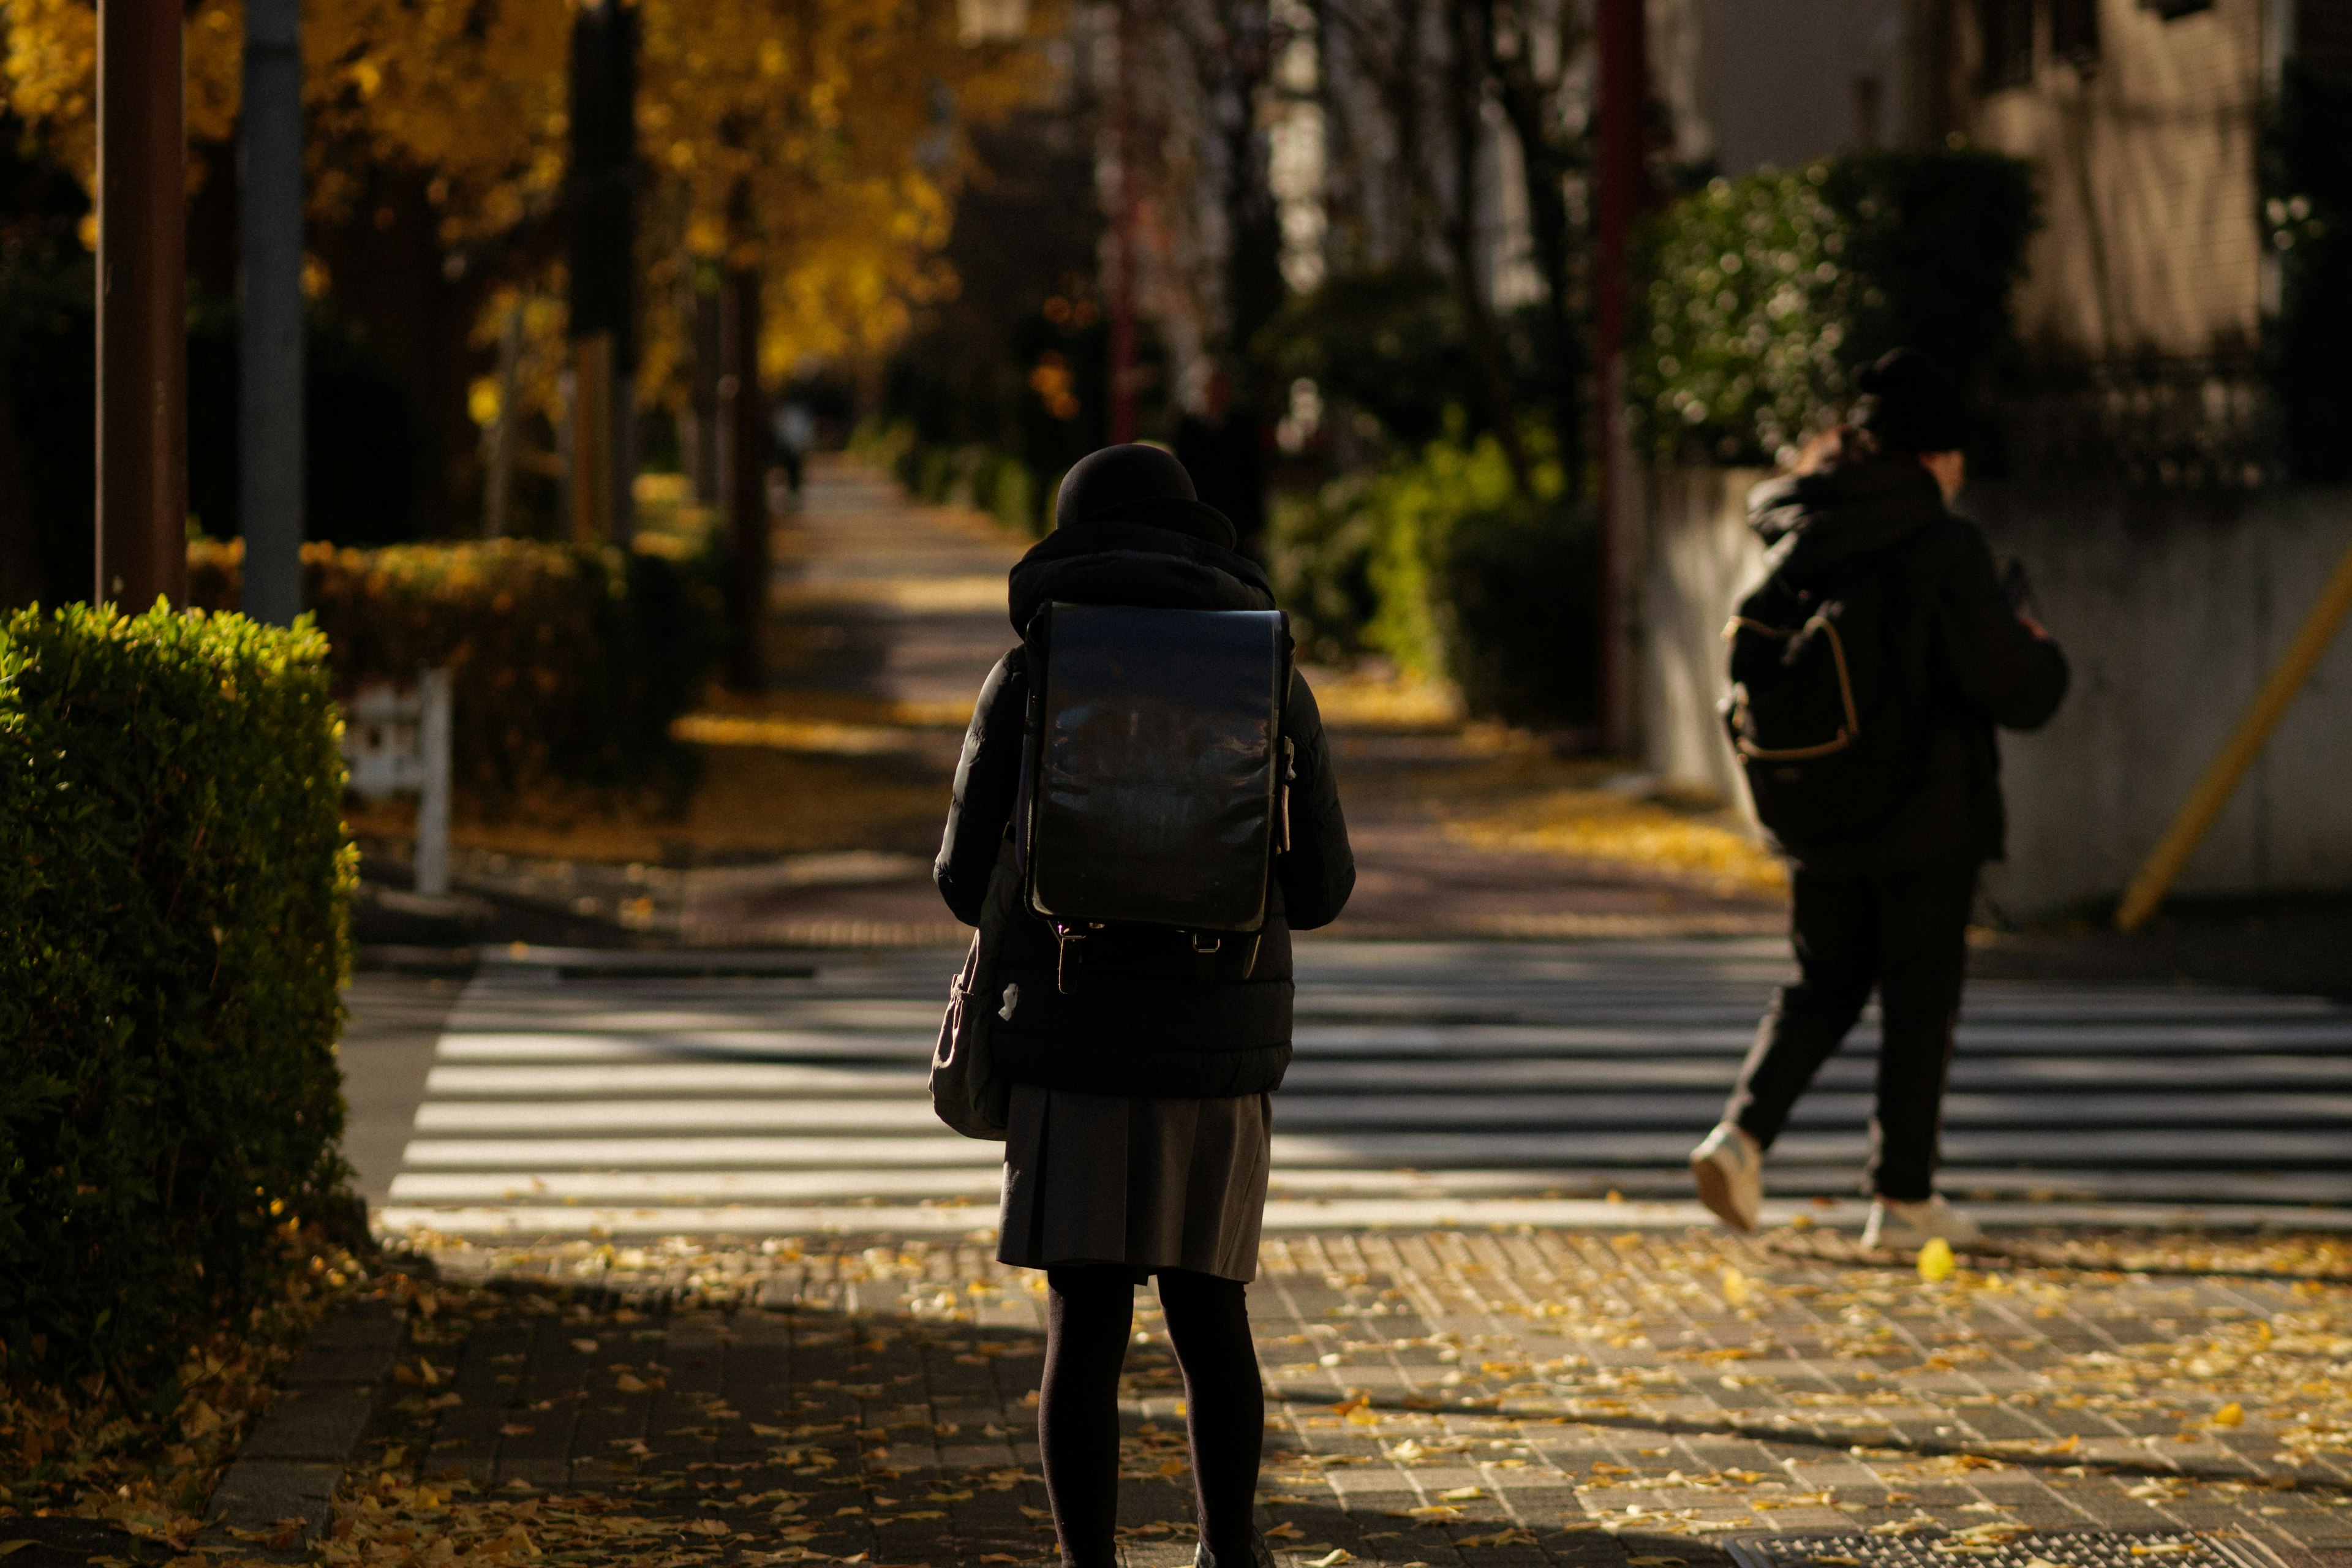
[0,356,41,611]
[1441,1,1528,491]
[1480,0,1585,498]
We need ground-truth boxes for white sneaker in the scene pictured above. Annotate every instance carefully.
[1688,1122,1763,1234]
[1862,1194,1983,1251]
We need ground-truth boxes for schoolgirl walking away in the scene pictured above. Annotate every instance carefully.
[935,443,1355,1568]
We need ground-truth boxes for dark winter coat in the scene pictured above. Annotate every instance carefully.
[934,514,1355,1099]
[1745,458,2069,872]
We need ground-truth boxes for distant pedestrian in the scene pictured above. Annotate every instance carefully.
[772,399,815,500]
[935,444,1355,1568]
[1689,349,2068,1252]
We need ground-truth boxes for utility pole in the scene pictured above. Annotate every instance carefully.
[1594,0,1649,754]
[241,0,304,625]
[568,0,638,546]
[96,0,188,609]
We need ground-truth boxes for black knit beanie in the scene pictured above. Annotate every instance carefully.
[1052,443,1237,548]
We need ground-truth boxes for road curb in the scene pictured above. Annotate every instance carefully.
[200,1294,408,1555]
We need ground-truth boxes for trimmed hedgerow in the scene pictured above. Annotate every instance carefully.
[187,538,724,799]
[0,603,355,1385]
[1631,149,2036,466]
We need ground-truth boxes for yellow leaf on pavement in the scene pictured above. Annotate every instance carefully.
[2213,1401,2245,1427]
[1918,1238,1956,1283]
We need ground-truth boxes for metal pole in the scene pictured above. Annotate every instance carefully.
[96,0,188,610]
[241,0,304,625]
[1594,0,1649,753]
[2114,531,2352,932]
[721,261,767,689]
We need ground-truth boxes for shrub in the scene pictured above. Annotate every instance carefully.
[187,538,725,799]
[1274,424,1597,725]
[1631,149,2036,465]
[0,603,354,1385]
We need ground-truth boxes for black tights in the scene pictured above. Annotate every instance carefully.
[1038,1265,1262,1568]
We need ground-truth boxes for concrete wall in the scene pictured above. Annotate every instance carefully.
[1639,469,2352,917]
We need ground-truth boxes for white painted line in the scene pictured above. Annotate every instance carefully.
[387,1167,1004,1202]
[370,1196,2352,1239]
[425,1063,932,1095]
[434,1031,932,1061]
[413,1099,945,1133]
[398,1135,998,1168]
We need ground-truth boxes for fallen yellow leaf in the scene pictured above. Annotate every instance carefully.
[1918,1237,1956,1283]
[1439,1485,1485,1502]
[1720,1267,1751,1307]
[2212,1401,2245,1427]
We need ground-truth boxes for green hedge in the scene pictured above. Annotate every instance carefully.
[0,604,354,1384]
[188,538,724,799]
[1273,425,1596,725]
[1631,149,2036,465]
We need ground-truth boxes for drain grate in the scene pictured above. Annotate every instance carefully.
[1723,1532,2286,1568]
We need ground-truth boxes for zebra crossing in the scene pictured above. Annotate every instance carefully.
[370,940,2352,1239]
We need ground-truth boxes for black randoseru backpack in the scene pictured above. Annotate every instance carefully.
[1019,602,1294,991]
[1721,559,1924,845]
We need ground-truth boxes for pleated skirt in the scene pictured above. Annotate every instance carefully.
[996,1086,1272,1283]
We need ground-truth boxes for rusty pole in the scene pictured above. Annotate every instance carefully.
[1106,0,1139,445]
[96,0,188,609]
[1594,0,1649,753]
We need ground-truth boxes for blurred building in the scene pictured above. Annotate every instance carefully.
[1658,0,2348,486]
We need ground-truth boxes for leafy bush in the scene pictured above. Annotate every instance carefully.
[0,603,355,1384]
[1631,149,2036,465]
[1273,424,1596,725]
[867,424,1050,536]
[187,538,725,799]
[1256,266,1474,451]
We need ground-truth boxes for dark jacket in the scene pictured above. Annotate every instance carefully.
[1746,458,2068,872]
[935,514,1355,1099]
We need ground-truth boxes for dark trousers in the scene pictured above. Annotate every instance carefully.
[1039,1265,1262,1568]
[1723,861,1977,1202]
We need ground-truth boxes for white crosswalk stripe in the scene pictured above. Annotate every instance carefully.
[372,940,2352,1238]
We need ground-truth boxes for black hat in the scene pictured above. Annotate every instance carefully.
[1053,443,1237,548]
[1853,348,1968,455]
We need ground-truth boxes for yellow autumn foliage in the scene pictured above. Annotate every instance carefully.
[0,0,1039,378]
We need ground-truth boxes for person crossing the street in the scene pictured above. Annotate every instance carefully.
[1689,349,2069,1252]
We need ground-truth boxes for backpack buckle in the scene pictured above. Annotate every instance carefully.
[1054,924,1087,993]
[1190,932,1221,986]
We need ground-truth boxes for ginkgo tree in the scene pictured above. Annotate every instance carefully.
[0,0,1038,464]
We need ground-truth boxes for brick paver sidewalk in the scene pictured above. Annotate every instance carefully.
[317,1227,2352,1568]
